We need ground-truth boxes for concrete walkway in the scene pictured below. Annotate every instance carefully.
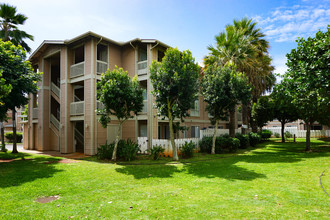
[4,144,89,159]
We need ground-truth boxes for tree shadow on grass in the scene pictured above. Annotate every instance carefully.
[115,140,329,181]
[0,157,63,188]
[115,164,182,179]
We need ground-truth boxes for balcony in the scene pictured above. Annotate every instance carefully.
[70,101,84,116]
[97,60,108,75]
[32,108,38,119]
[51,82,60,98]
[70,62,85,78]
[190,109,200,117]
[137,60,148,75]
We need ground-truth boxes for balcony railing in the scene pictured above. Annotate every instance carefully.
[51,82,60,98]
[142,100,148,113]
[32,108,38,119]
[70,62,85,78]
[97,60,108,75]
[137,60,148,75]
[70,101,84,116]
[190,109,200,117]
[50,114,60,130]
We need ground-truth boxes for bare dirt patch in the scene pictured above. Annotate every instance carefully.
[35,195,59,203]
[44,159,80,164]
[0,159,14,163]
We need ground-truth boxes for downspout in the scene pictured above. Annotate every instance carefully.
[150,41,159,50]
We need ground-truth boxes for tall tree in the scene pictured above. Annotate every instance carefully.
[250,95,274,132]
[0,70,11,151]
[205,18,274,134]
[150,48,199,161]
[284,27,329,151]
[0,40,40,153]
[97,66,144,161]
[271,80,299,143]
[0,3,33,52]
[202,64,251,153]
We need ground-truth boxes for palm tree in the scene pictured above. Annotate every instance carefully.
[205,18,274,134]
[0,3,33,52]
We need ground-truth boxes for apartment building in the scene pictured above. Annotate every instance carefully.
[24,32,242,155]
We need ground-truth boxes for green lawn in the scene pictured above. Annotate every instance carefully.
[0,138,329,219]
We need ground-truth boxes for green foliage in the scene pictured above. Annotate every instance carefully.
[150,48,200,120]
[235,133,250,149]
[274,132,280,138]
[0,3,34,52]
[284,131,292,140]
[248,132,261,147]
[97,66,144,128]
[96,139,140,161]
[0,40,40,111]
[202,64,251,122]
[179,141,195,158]
[284,27,329,150]
[259,129,272,141]
[150,48,199,160]
[96,142,114,160]
[120,139,140,161]
[251,96,274,129]
[0,70,11,106]
[199,136,240,154]
[5,132,22,143]
[148,145,165,160]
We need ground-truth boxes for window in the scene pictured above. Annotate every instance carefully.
[191,126,200,138]
[74,46,84,64]
[190,99,200,117]
[97,44,108,62]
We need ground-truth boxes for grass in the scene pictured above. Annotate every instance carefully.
[0,138,329,219]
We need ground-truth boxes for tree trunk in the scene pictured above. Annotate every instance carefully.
[12,109,18,153]
[168,107,178,161]
[305,122,311,151]
[242,104,248,134]
[112,122,122,161]
[0,122,5,152]
[212,120,218,154]
[229,109,236,138]
[281,121,285,143]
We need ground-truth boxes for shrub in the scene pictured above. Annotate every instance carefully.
[119,139,140,161]
[199,136,239,154]
[284,131,292,140]
[5,132,23,143]
[96,142,114,160]
[179,141,195,158]
[199,137,212,153]
[235,133,250,149]
[274,132,280,138]
[249,132,261,147]
[259,130,272,141]
[96,139,140,161]
[148,145,165,160]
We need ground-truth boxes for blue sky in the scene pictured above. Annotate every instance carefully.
[5,0,330,77]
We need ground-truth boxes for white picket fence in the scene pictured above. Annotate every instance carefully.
[137,137,200,155]
[264,127,330,138]
[200,128,245,138]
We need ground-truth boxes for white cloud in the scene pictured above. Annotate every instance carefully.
[256,3,330,43]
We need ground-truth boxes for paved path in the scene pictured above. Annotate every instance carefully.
[4,144,88,159]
